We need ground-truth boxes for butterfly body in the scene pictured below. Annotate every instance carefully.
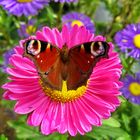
[24,40,109,90]
[60,45,69,64]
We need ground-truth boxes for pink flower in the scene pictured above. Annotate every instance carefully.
[2,25,122,136]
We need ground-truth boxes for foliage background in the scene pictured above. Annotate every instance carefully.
[0,0,140,140]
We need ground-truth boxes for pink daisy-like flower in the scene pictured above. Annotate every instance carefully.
[2,25,122,136]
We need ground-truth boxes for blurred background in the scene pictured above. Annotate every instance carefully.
[0,0,140,140]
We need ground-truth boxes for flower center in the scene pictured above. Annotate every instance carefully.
[40,80,86,102]
[129,82,140,96]
[133,34,140,49]
[17,0,32,3]
[26,25,36,35]
[71,20,84,27]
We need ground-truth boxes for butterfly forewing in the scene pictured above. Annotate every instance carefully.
[24,40,59,73]
[70,41,109,72]
[67,41,109,89]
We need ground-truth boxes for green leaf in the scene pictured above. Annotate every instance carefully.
[0,135,8,140]
[131,104,140,119]
[119,96,127,103]
[8,120,41,139]
[71,135,93,140]
[86,126,130,139]
[103,117,121,127]
[7,118,68,140]
[121,113,130,132]
[116,135,131,140]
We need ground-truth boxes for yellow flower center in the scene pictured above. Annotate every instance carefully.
[129,82,140,96]
[71,20,84,27]
[40,80,86,103]
[17,0,32,3]
[26,25,36,35]
[133,34,140,49]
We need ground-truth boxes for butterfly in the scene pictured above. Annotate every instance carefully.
[23,40,110,90]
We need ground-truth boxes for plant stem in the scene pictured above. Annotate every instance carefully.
[57,3,64,28]
[123,58,135,77]
[67,134,72,140]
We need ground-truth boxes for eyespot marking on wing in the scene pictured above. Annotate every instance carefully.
[26,40,41,56]
[91,41,105,56]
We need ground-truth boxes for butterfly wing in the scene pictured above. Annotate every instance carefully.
[24,40,59,73]
[24,40,109,91]
[66,41,110,89]
[24,40,63,89]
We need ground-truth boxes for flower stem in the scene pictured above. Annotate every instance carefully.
[57,3,64,28]
[67,134,72,140]
[123,58,135,77]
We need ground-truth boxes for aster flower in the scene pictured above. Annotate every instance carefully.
[115,23,140,59]
[0,0,49,17]
[53,0,78,3]
[18,19,37,38]
[121,73,140,104]
[62,12,95,33]
[2,25,122,136]
[0,49,15,72]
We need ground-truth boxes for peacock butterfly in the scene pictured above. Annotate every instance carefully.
[23,40,110,90]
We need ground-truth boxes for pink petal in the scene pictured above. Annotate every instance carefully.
[50,102,61,130]
[6,67,39,79]
[83,95,111,119]
[14,94,46,114]
[57,103,67,134]
[4,90,41,100]
[2,81,40,93]
[42,27,55,44]
[14,46,24,55]
[74,100,92,132]
[52,28,63,49]
[10,54,36,72]
[66,103,77,136]
[68,25,79,48]
[61,25,70,46]
[41,101,56,135]
[3,91,12,100]
[78,98,101,126]
[27,97,50,126]
[36,31,47,41]
[92,35,106,42]
[70,102,85,135]
[84,91,114,110]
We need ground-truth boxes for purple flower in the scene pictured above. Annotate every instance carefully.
[114,23,140,59]
[62,12,95,33]
[1,49,15,72]
[121,73,140,104]
[0,0,49,17]
[18,19,37,38]
[53,0,78,3]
